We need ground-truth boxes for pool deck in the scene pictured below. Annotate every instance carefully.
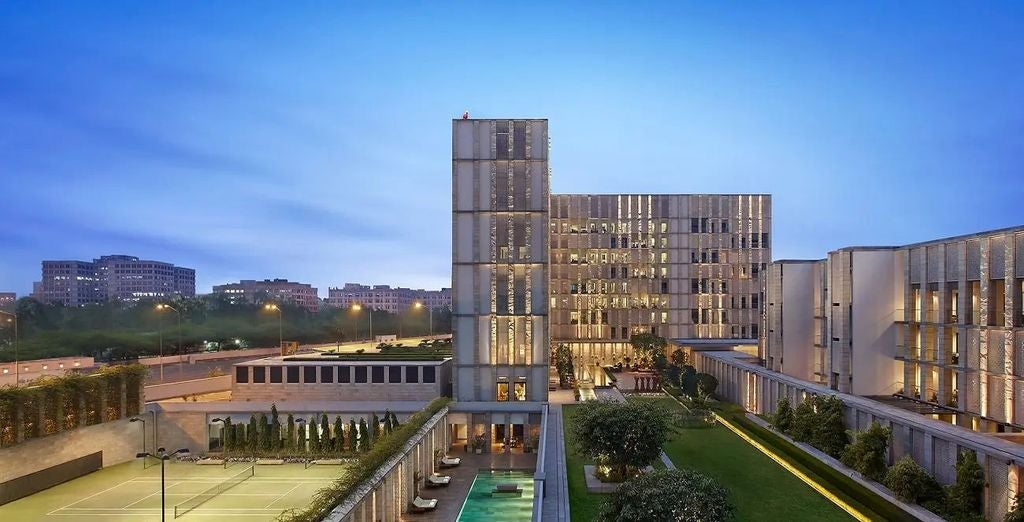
[401,450,537,522]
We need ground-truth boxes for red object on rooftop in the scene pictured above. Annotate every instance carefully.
[462,111,469,120]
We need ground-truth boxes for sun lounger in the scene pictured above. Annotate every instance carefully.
[410,496,438,513]
[425,473,451,487]
[439,455,461,468]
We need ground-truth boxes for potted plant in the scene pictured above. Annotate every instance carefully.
[523,433,540,454]
[472,435,487,454]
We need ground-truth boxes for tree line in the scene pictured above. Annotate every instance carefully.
[222,404,401,456]
[0,295,452,362]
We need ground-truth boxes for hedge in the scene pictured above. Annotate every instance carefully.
[277,397,451,521]
[0,364,147,447]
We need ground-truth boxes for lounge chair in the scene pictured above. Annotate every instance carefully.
[410,496,438,513]
[425,473,451,488]
[491,482,523,497]
[439,455,461,468]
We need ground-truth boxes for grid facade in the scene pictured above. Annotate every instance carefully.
[34,255,195,306]
[452,118,549,404]
[549,194,771,365]
[326,284,452,313]
[212,279,320,313]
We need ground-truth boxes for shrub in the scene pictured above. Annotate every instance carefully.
[840,422,891,482]
[679,365,698,395]
[696,373,718,397]
[1006,492,1024,522]
[946,450,985,518]
[771,398,793,434]
[810,396,848,458]
[597,468,734,522]
[790,399,815,442]
[883,456,944,504]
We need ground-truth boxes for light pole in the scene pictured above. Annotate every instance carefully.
[156,304,183,380]
[129,416,147,457]
[136,447,189,522]
[351,304,372,343]
[413,302,433,337]
[263,304,283,351]
[0,311,17,386]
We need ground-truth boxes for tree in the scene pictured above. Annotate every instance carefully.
[270,405,282,450]
[771,398,793,434]
[696,373,718,397]
[247,414,258,452]
[883,456,944,504]
[333,416,345,452]
[1006,492,1024,522]
[629,332,668,369]
[554,343,575,387]
[370,413,380,442]
[223,417,234,451]
[840,421,892,481]
[811,396,848,458]
[790,399,815,442]
[308,416,320,452]
[597,468,734,522]
[946,450,985,517]
[568,399,675,480]
[319,414,330,452]
[296,422,306,452]
[258,413,270,451]
[285,414,295,450]
[383,409,393,435]
[359,418,369,451]
[679,365,698,395]
[349,418,358,451]
[670,349,687,367]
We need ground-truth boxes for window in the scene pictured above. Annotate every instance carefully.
[252,367,266,383]
[621,326,628,339]
[355,366,367,383]
[338,366,350,383]
[497,381,510,401]
[270,366,282,383]
[303,366,317,383]
[236,367,249,383]
[287,366,299,383]
[423,366,436,383]
[389,366,402,383]
[372,366,385,383]
[406,366,419,383]
[320,366,334,383]
[661,281,669,293]
[514,381,527,401]
[690,218,699,233]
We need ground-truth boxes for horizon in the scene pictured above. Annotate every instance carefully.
[2,2,1023,296]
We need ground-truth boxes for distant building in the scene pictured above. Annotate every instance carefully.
[0,292,15,309]
[326,284,451,313]
[33,255,195,306]
[212,279,320,313]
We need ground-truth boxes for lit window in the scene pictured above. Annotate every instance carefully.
[514,381,527,401]
[496,381,510,401]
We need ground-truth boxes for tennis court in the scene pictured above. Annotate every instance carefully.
[0,459,348,520]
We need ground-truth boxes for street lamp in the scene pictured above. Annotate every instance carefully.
[0,311,17,386]
[210,417,226,453]
[263,304,283,350]
[156,304,183,380]
[129,416,147,458]
[351,304,372,342]
[413,302,433,337]
[136,447,190,522]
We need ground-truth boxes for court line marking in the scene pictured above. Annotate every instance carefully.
[46,479,137,515]
[121,480,182,509]
[264,483,302,508]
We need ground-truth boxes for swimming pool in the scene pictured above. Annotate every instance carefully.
[456,469,535,521]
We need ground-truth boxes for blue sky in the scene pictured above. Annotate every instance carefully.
[1,2,1022,296]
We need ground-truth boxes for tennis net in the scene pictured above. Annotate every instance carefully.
[173,465,254,518]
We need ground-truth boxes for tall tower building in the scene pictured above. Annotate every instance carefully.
[451,118,550,416]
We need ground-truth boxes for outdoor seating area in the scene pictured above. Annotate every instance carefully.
[425,473,451,488]
[439,455,461,468]
[410,496,438,513]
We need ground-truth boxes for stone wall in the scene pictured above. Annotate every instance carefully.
[0,412,154,483]
[154,410,208,455]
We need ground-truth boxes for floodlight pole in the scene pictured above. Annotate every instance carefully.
[136,447,189,522]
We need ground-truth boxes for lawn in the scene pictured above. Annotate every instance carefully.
[562,404,608,522]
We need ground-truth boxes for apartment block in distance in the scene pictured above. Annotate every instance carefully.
[33,255,195,305]
[449,117,549,448]
[212,279,320,313]
[326,284,452,313]
[763,225,1024,432]
[550,194,771,372]
[0,292,15,309]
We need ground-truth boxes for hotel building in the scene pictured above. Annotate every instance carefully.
[550,194,771,370]
[449,117,550,447]
[763,226,1024,428]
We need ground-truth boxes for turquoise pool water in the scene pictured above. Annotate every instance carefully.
[456,469,535,521]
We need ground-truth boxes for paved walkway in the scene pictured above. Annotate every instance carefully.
[541,390,573,522]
